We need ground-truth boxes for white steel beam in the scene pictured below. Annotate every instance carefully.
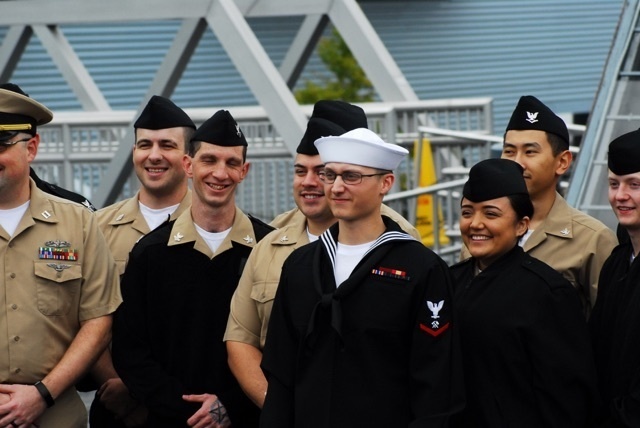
[32,25,111,111]
[0,0,334,25]
[0,26,33,83]
[93,18,207,207]
[0,0,210,25]
[329,0,419,102]
[279,14,329,88]
[206,0,307,154]
[237,0,332,17]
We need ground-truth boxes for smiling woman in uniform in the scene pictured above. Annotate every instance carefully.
[450,158,598,428]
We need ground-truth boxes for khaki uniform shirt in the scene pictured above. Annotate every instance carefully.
[96,190,191,275]
[225,219,308,349]
[224,205,421,349]
[0,180,122,426]
[461,193,617,316]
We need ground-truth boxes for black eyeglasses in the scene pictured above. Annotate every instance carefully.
[0,137,32,153]
[318,170,389,185]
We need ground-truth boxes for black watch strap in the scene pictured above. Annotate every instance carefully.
[34,381,55,408]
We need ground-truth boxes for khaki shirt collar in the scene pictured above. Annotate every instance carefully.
[267,220,309,247]
[524,193,573,250]
[28,178,60,225]
[107,189,192,234]
[107,191,147,233]
[173,189,192,218]
[167,206,257,258]
[270,207,306,229]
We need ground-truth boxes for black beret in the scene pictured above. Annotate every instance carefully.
[463,159,528,202]
[134,95,195,130]
[297,100,368,155]
[192,109,247,147]
[505,95,569,149]
[0,82,53,142]
[608,129,640,175]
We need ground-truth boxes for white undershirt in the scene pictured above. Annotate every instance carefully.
[519,229,534,247]
[306,226,319,243]
[0,201,30,237]
[139,202,180,231]
[334,240,375,287]
[195,224,231,253]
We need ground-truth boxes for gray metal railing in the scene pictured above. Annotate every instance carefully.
[384,178,467,265]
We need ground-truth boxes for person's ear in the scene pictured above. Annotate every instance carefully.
[555,149,572,176]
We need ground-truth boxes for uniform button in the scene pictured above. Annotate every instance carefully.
[13,336,19,342]
[10,304,17,310]
[9,273,15,279]
[8,242,13,248]
[13,368,20,374]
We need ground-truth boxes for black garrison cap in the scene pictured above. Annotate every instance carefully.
[0,83,53,142]
[297,100,368,155]
[608,129,640,175]
[191,109,247,147]
[463,158,529,202]
[506,95,569,149]
[134,95,195,130]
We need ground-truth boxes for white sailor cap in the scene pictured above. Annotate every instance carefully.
[314,128,408,171]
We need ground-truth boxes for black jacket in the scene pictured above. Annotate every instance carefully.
[450,246,598,428]
[112,212,272,427]
[261,217,464,428]
[590,242,640,427]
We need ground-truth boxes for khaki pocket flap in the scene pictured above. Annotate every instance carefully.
[34,261,82,283]
[250,280,279,303]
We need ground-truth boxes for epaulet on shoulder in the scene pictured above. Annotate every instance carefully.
[521,255,568,289]
[248,214,276,242]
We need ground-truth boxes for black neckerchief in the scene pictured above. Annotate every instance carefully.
[303,216,417,352]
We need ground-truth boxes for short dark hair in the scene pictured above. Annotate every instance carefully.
[187,139,200,157]
[182,127,195,154]
[546,132,569,156]
[507,193,534,222]
[508,194,533,239]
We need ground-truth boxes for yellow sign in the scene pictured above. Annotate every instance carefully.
[415,138,449,247]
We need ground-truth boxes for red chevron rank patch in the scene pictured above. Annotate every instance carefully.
[419,322,450,337]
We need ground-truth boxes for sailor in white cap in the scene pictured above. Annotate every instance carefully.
[261,128,463,428]
[224,102,420,411]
